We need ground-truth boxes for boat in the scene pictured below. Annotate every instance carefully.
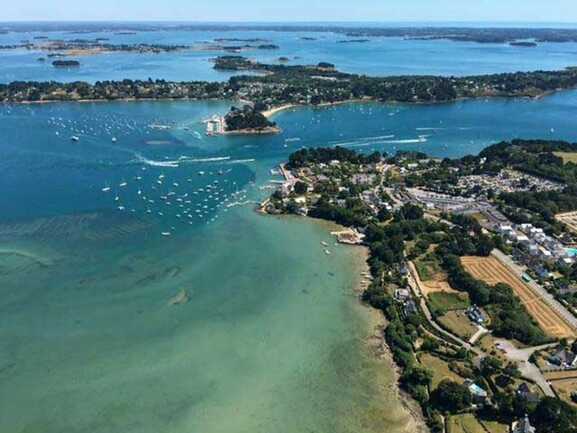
[161,232,172,236]
[321,241,329,247]
[101,187,111,192]
[324,249,331,255]
[70,136,79,142]
[119,182,127,187]
[111,137,117,142]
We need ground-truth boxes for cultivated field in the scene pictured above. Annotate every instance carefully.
[554,151,577,164]
[461,256,576,339]
[548,378,577,406]
[544,370,577,381]
[555,211,577,234]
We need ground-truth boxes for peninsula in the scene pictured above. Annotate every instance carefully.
[264,140,577,433]
[3,59,577,110]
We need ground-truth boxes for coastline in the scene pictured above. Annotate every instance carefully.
[349,241,429,433]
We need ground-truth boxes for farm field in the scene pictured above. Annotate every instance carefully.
[555,211,577,234]
[548,378,577,406]
[544,370,577,381]
[554,151,577,164]
[461,256,575,339]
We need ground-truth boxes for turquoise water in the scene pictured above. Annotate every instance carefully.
[3,91,577,432]
[566,248,577,257]
[2,28,577,82]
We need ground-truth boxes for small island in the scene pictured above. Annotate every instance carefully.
[205,105,280,136]
[510,41,538,47]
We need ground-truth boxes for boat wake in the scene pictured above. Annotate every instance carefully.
[133,154,232,168]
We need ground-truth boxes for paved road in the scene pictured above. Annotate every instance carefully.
[407,262,483,356]
[492,249,577,333]
[495,340,557,397]
[469,326,489,345]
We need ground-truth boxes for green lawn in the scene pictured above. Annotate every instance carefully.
[415,254,442,282]
[428,292,470,314]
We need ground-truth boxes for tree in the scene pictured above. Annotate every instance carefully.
[430,380,472,413]
[531,397,577,433]
[480,356,503,377]
[293,181,308,195]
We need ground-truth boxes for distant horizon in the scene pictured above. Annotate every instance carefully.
[2,20,577,28]
[5,0,577,24]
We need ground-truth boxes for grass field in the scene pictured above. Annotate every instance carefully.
[447,414,486,433]
[481,420,510,433]
[428,292,471,314]
[461,256,576,339]
[554,151,577,164]
[418,352,464,388]
[438,310,478,340]
[415,260,435,281]
[415,252,443,281]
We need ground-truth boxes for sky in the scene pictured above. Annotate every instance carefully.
[4,0,577,23]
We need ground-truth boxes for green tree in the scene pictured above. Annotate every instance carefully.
[430,380,472,413]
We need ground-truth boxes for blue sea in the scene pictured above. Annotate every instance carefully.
[2,26,577,433]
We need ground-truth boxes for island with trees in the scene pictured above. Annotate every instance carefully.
[223,105,280,134]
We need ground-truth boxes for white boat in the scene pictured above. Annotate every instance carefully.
[161,232,172,236]
[70,136,79,142]
[111,137,117,142]
[324,249,331,255]
[101,187,111,192]
[119,182,127,187]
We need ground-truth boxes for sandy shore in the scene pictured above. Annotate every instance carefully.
[261,104,298,118]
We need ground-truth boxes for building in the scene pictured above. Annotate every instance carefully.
[513,415,536,433]
[465,380,488,404]
[516,383,540,405]
[466,305,486,325]
[549,347,577,369]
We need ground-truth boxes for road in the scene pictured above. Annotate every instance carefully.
[492,249,577,333]
[495,339,557,397]
[469,326,489,345]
